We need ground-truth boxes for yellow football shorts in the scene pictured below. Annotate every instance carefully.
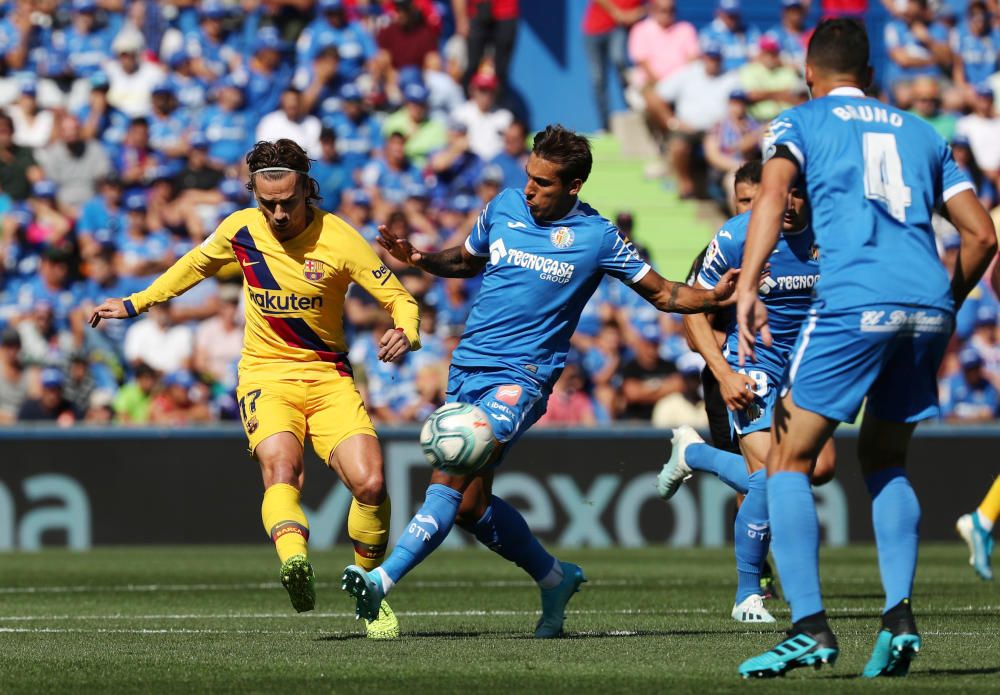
[236,373,376,464]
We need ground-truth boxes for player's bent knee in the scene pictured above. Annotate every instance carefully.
[349,471,386,506]
[255,433,305,488]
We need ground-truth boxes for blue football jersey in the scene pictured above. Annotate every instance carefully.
[454,188,651,389]
[699,211,819,379]
[763,87,973,313]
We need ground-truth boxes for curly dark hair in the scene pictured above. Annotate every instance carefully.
[245,139,321,205]
[531,124,593,184]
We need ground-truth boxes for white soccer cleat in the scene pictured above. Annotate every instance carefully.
[656,426,702,501]
[956,514,976,567]
[732,594,776,623]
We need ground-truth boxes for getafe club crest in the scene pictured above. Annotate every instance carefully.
[303,259,326,281]
[809,243,820,262]
[550,226,574,249]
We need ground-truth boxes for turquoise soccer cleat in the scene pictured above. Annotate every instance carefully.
[738,628,839,678]
[341,564,384,622]
[279,554,316,613]
[862,629,921,678]
[862,598,921,678]
[956,513,994,581]
[534,562,587,638]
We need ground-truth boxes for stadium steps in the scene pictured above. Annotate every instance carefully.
[584,129,724,279]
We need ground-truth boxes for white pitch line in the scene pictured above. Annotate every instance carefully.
[0,627,353,636]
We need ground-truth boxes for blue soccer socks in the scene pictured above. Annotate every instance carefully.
[474,495,558,584]
[866,467,920,612]
[768,471,823,622]
[735,469,770,604]
[686,443,750,494]
[378,484,463,588]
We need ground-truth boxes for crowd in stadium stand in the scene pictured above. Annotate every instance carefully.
[0,0,998,428]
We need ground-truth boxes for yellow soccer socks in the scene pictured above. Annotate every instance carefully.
[262,483,310,563]
[977,476,1000,531]
[348,497,391,571]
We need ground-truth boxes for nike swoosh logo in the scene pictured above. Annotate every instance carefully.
[241,259,259,267]
[414,514,439,531]
[507,221,527,229]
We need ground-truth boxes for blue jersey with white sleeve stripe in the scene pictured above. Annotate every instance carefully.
[762,87,973,313]
[454,188,651,389]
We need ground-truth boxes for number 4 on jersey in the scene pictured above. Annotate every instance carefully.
[863,132,912,223]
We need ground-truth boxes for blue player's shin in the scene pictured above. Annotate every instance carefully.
[767,472,823,622]
[733,470,773,622]
[866,468,920,612]
[473,495,558,582]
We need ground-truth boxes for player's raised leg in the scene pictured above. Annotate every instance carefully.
[956,475,999,581]
[658,426,750,501]
[739,394,839,678]
[731,431,773,623]
[858,414,922,678]
[455,473,586,638]
[256,431,315,613]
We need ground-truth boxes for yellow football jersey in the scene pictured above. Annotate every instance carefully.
[125,207,420,379]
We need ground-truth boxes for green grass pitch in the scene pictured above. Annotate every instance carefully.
[1,544,997,693]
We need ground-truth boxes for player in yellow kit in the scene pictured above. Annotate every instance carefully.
[90,139,420,639]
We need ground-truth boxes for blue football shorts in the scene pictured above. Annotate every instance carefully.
[445,364,550,464]
[782,303,954,423]
[726,365,782,437]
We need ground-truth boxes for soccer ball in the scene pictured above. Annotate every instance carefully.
[420,402,496,475]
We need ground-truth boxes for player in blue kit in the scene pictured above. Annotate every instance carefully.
[659,177,835,625]
[340,125,739,637]
[734,20,997,679]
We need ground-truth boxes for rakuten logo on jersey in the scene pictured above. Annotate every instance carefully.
[490,239,575,284]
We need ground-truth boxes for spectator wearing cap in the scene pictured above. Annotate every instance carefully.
[148,82,191,168]
[361,131,424,214]
[766,0,809,70]
[941,347,1000,422]
[76,72,130,164]
[8,82,54,149]
[182,1,243,81]
[382,82,447,166]
[124,302,193,374]
[739,35,800,122]
[63,349,97,417]
[950,134,998,210]
[116,117,161,188]
[957,84,1000,186]
[428,118,482,199]
[112,361,158,424]
[883,0,951,103]
[25,180,74,248]
[117,192,174,277]
[298,37,347,116]
[81,247,145,351]
[452,69,513,161]
[970,303,1000,378]
[51,0,114,112]
[323,83,383,173]
[17,367,79,425]
[475,162,504,205]
[704,89,761,210]
[164,51,210,112]
[0,111,44,201]
[84,389,116,423]
[296,0,376,83]
[652,43,742,198]
[194,282,243,391]
[583,0,645,132]
[311,128,350,212]
[256,87,322,159]
[197,78,254,169]
[651,351,709,428]
[149,369,211,425]
[422,50,465,123]
[339,189,379,243]
[377,0,440,71]
[0,5,31,96]
[175,135,224,195]
[437,193,478,239]
[489,119,529,189]
[104,28,165,118]
[453,0,519,94]
[952,1,998,94]
[0,327,27,424]
[909,76,957,142]
[619,322,682,421]
[699,0,762,74]
[37,114,111,215]
[241,26,294,121]
[627,0,699,101]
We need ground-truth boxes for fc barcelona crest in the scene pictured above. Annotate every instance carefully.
[303,259,326,281]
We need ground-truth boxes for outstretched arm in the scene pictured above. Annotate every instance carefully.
[630,267,740,314]
[377,224,487,278]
